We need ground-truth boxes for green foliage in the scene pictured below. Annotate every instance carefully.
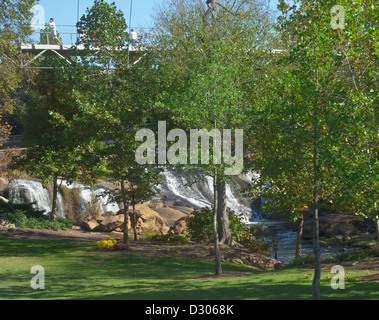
[117,166,161,207]
[3,210,75,230]
[289,249,379,267]
[144,233,189,244]
[186,208,270,254]
[186,208,213,242]
[248,0,378,220]
[0,199,74,230]
[149,0,279,177]
[76,0,129,69]
[0,201,44,218]
[0,0,37,112]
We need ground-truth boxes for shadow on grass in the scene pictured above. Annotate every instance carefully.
[1,235,378,300]
[0,235,93,257]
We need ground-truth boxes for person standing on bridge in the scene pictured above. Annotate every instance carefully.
[130,29,138,47]
[48,18,62,45]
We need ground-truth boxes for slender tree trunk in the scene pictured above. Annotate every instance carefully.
[51,175,58,221]
[312,190,321,300]
[217,178,232,244]
[213,172,222,276]
[311,53,322,300]
[217,178,243,248]
[375,215,379,242]
[312,114,321,300]
[132,202,137,241]
[296,210,304,259]
[120,180,129,244]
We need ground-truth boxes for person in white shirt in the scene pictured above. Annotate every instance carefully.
[48,18,62,45]
[130,29,138,47]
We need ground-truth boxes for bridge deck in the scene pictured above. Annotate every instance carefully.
[20,25,147,67]
[21,44,140,56]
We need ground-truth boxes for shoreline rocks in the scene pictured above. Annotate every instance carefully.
[303,213,365,241]
[80,203,170,235]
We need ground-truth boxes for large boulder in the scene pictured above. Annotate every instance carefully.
[95,212,124,232]
[119,203,169,235]
[81,204,170,235]
[169,214,193,237]
[152,207,187,227]
[81,211,123,232]
[81,220,99,232]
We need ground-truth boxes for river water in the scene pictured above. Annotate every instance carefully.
[6,172,356,263]
[258,220,356,263]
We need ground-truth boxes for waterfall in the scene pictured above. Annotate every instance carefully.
[58,180,120,216]
[159,168,261,222]
[8,179,120,218]
[8,179,63,218]
[7,170,259,223]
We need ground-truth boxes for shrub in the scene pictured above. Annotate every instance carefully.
[2,209,75,230]
[186,208,270,254]
[0,201,45,218]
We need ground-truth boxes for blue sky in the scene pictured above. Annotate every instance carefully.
[33,0,280,30]
[33,0,162,29]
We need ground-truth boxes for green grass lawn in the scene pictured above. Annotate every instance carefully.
[0,235,378,300]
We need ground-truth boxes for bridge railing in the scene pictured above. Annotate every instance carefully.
[29,25,153,47]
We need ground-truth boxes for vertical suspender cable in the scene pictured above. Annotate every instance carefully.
[127,0,133,67]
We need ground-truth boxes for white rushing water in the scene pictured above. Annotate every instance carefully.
[8,179,53,215]
[58,180,120,215]
[7,170,259,222]
[159,168,261,222]
[8,179,120,218]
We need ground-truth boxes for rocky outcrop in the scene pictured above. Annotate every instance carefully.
[81,219,100,232]
[303,213,364,240]
[96,212,125,232]
[122,203,169,235]
[81,211,123,232]
[81,203,169,235]
[0,178,8,195]
[170,214,192,237]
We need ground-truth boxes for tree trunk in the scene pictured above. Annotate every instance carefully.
[213,172,222,276]
[132,202,137,241]
[312,113,321,300]
[217,178,232,244]
[120,180,129,244]
[296,210,304,259]
[312,197,321,300]
[50,175,58,221]
[375,215,379,242]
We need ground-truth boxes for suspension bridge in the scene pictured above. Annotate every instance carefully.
[20,25,149,69]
